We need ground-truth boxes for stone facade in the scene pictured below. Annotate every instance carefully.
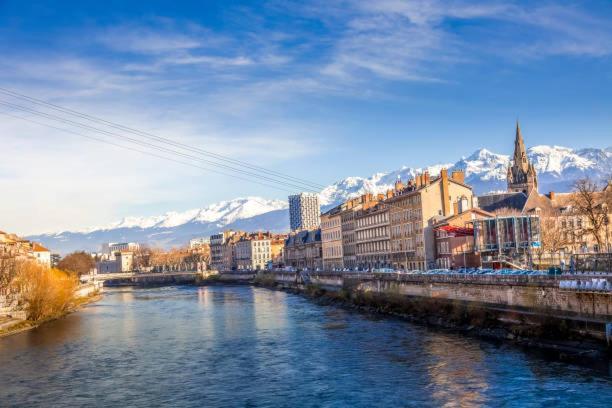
[284,229,322,270]
[321,204,344,270]
[340,197,363,269]
[355,196,390,269]
[209,230,246,271]
[507,121,538,195]
[387,169,475,271]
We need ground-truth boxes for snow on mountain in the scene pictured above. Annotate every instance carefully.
[28,145,610,254]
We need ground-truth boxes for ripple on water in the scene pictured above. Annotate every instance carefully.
[0,285,610,408]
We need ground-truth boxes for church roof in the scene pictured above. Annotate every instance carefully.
[477,192,528,213]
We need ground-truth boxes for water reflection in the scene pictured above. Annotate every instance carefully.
[424,337,489,407]
[0,285,610,407]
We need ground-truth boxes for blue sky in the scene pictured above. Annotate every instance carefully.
[1,0,611,234]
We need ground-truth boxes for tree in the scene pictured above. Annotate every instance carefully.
[133,246,153,270]
[57,251,95,276]
[571,178,610,251]
[492,207,522,216]
[533,214,568,269]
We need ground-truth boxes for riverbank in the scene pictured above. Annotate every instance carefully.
[296,285,609,363]
[0,292,103,338]
[206,271,612,362]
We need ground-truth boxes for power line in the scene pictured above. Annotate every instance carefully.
[0,100,318,192]
[0,109,298,193]
[0,87,327,191]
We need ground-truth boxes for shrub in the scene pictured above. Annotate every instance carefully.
[10,260,77,321]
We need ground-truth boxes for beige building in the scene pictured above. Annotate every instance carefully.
[355,193,391,269]
[387,169,475,271]
[210,230,246,271]
[270,235,287,267]
[321,204,344,270]
[340,197,364,269]
[523,187,611,254]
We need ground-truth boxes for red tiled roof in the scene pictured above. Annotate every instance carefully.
[32,243,50,252]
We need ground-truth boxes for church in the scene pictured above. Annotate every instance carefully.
[507,122,538,195]
[478,123,611,254]
[478,122,539,214]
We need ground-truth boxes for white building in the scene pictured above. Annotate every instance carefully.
[235,233,273,271]
[288,193,321,231]
[96,251,134,273]
[102,242,140,254]
[31,243,51,268]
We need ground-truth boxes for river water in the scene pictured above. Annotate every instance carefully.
[0,285,611,407]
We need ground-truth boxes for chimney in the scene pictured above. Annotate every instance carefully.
[415,174,422,188]
[424,170,430,186]
[451,170,465,184]
[386,189,394,199]
[549,191,555,200]
[377,193,385,201]
[440,169,451,216]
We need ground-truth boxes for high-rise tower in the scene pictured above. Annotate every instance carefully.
[507,121,538,195]
[288,193,321,231]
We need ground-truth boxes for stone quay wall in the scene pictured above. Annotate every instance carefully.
[219,271,612,322]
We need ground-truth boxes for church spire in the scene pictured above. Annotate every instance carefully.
[513,120,528,173]
[507,121,538,195]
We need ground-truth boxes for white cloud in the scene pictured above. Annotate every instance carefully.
[2,2,611,235]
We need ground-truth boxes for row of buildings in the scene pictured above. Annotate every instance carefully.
[0,230,53,268]
[282,123,610,271]
[206,122,609,272]
[210,231,287,271]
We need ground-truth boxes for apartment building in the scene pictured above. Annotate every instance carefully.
[354,193,391,269]
[288,193,321,231]
[386,169,475,271]
[235,233,273,271]
[340,197,363,269]
[321,204,344,269]
[284,229,322,270]
[210,230,246,271]
[270,235,287,268]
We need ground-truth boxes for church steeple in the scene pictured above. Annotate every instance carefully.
[513,121,529,173]
[507,121,538,195]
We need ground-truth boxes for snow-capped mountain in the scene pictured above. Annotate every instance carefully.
[28,145,610,254]
[75,197,287,233]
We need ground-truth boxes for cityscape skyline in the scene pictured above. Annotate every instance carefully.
[1,0,612,235]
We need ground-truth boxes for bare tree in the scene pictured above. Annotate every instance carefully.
[571,178,609,251]
[492,207,522,216]
[533,214,569,269]
[133,246,153,270]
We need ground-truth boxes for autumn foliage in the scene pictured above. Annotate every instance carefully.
[10,260,77,321]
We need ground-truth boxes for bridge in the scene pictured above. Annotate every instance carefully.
[81,271,204,286]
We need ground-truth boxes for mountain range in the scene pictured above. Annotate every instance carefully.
[28,145,611,254]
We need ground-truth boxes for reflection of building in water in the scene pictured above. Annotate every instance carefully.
[424,337,490,408]
[252,288,288,334]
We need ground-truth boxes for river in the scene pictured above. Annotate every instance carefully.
[0,285,611,407]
